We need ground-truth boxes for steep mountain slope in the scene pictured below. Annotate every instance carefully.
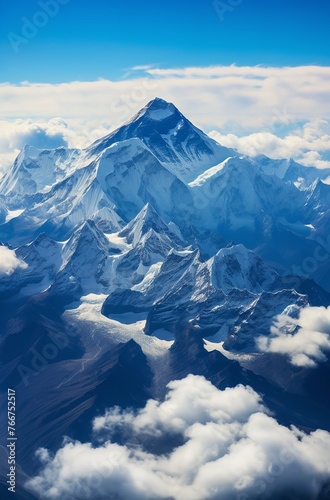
[89,97,236,182]
[0,145,82,199]
[189,156,305,235]
[0,136,195,246]
[0,98,328,290]
[255,154,330,187]
[119,202,186,247]
[0,98,330,488]
[0,233,62,297]
[95,137,194,222]
[102,242,323,351]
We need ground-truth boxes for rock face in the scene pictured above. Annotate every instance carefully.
[1,97,329,339]
[89,97,237,182]
[0,98,330,480]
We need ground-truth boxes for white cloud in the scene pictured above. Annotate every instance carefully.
[1,65,330,175]
[93,376,263,436]
[257,306,330,367]
[2,66,330,130]
[131,65,158,71]
[26,375,330,500]
[209,119,330,169]
[0,118,114,175]
[0,245,28,277]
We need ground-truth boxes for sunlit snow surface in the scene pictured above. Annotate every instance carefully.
[65,294,172,354]
[1,100,330,497]
[60,294,174,398]
[5,208,25,222]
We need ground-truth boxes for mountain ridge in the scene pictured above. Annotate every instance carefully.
[1,98,330,483]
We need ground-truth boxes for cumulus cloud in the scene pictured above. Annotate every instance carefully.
[0,245,28,277]
[0,118,113,175]
[93,375,262,436]
[257,306,330,367]
[0,118,68,175]
[210,119,330,169]
[26,375,330,500]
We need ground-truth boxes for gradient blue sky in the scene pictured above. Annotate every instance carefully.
[1,0,330,83]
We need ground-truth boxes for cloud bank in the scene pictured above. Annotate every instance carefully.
[27,375,330,500]
[209,119,330,169]
[0,245,28,277]
[2,65,330,128]
[257,306,330,367]
[1,64,330,175]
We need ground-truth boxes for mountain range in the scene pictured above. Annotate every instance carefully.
[0,98,330,498]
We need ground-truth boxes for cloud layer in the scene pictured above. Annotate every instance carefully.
[27,375,330,500]
[1,65,330,174]
[257,306,330,367]
[0,245,28,277]
[210,119,330,169]
[2,65,330,129]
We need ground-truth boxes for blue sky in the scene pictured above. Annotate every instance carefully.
[1,0,330,83]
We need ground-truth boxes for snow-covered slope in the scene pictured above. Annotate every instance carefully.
[102,241,317,351]
[95,137,194,221]
[1,99,330,483]
[0,145,82,199]
[186,155,330,282]
[255,154,330,188]
[0,136,195,246]
[210,244,282,294]
[0,97,329,300]
[50,220,119,296]
[119,203,186,247]
[89,97,237,182]
[0,233,62,296]
[189,156,305,234]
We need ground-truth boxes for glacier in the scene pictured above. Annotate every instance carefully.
[0,98,330,495]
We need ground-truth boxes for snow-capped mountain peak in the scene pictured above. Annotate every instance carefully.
[0,144,82,199]
[119,203,185,247]
[1,97,330,492]
[61,219,115,265]
[129,97,178,123]
[88,98,237,182]
[0,97,329,294]
[210,244,280,294]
